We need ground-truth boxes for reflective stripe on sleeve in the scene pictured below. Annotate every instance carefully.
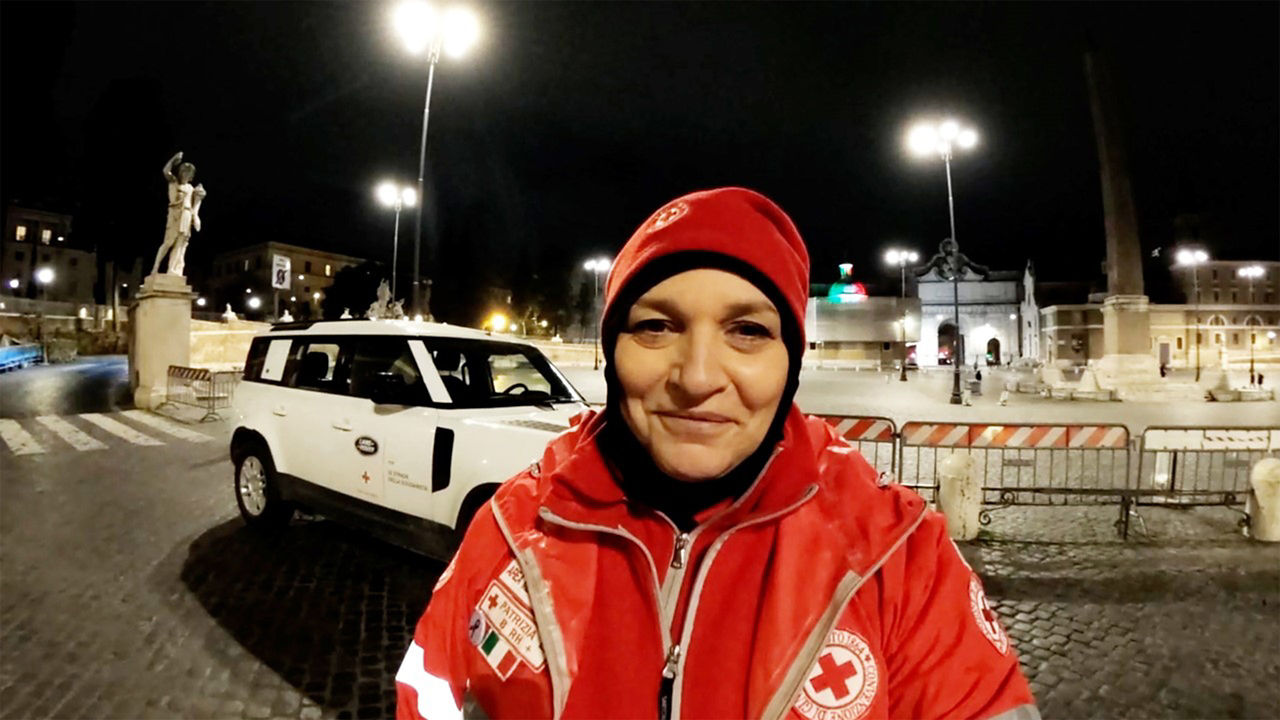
[395,641,462,720]
[985,704,1042,720]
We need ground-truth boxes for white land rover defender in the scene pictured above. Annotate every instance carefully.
[229,319,587,559]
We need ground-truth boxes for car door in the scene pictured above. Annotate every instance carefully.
[345,336,439,515]
[283,336,371,496]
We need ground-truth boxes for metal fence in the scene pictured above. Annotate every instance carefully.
[896,421,1133,534]
[817,415,898,478]
[159,365,238,421]
[1134,427,1280,530]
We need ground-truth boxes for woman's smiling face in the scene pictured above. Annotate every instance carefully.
[613,269,789,482]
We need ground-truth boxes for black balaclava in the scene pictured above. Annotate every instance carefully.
[595,252,804,531]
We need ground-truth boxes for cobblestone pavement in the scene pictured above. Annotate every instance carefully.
[3,409,1279,719]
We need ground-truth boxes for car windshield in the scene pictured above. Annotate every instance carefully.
[423,337,580,408]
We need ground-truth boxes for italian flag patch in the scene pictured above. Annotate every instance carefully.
[469,566,546,682]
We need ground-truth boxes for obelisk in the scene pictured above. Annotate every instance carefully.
[1084,44,1160,395]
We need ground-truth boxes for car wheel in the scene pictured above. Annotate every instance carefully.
[454,485,499,540]
[234,443,293,530]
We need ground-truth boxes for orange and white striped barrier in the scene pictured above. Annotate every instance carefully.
[900,422,1127,449]
[820,416,896,443]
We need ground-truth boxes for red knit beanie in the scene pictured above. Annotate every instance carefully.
[602,187,811,347]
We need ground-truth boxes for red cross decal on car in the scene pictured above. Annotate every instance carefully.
[809,651,858,700]
[361,472,370,484]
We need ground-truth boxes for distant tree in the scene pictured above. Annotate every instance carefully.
[320,260,386,319]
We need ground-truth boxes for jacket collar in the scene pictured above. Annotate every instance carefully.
[536,405,820,531]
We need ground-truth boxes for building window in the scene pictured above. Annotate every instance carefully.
[304,286,310,294]
[305,261,312,273]
[1212,290,1219,302]
[1215,333,1223,345]
[40,229,52,244]
[1176,337,1183,350]
[14,225,26,241]
[243,259,250,271]
[1231,291,1237,303]
[1211,270,1218,281]
[1197,332,1203,344]
[1267,293,1274,304]
[1232,333,1240,345]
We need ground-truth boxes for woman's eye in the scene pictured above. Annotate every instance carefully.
[630,319,671,334]
[730,322,774,339]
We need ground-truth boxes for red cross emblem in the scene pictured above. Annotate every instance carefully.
[809,652,858,700]
[969,576,1009,654]
[796,629,878,719]
[361,472,371,484]
[488,593,499,609]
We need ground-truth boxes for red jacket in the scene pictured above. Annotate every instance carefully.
[396,407,1037,720]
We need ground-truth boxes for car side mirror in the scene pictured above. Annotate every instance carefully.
[369,371,407,405]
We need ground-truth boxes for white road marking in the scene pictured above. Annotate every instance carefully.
[0,419,44,455]
[35,416,107,451]
[120,410,214,443]
[79,413,164,446]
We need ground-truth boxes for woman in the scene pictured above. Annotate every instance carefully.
[396,188,1037,720]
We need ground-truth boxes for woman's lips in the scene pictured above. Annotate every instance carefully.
[656,412,734,437]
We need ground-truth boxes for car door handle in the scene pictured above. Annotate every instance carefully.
[272,405,287,416]
[332,419,352,431]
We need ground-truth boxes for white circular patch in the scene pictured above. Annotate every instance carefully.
[467,608,488,647]
[794,629,879,720]
[969,575,1009,655]
[648,201,690,233]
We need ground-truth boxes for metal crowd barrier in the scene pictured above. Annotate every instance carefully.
[897,421,1133,535]
[1134,427,1280,532]
[159,365,238,422]
[817,415,898,479]
[0,344,42,372]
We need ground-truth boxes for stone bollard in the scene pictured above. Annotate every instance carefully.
[938,451,982,540]
[1245,457,1280,542]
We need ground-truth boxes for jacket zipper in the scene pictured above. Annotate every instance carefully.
[666,485,818,719]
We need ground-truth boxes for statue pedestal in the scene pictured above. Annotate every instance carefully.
[129,273,195,410]
[1093,295,1202,401]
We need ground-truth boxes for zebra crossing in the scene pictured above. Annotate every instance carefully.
[0,411,216,456]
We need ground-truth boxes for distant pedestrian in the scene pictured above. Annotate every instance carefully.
[975,368,983,382]
[1159,363,1168,378]
[1259,372,1266,387]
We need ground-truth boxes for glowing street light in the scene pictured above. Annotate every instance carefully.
[196,297,207,307]
[884,248,920,298]
[486,312,508,333]
[391,0,481,316]
[377,181,418,298]
[1238,264,1265,384]
[906,117,980,404]
[1175,247,1210,381]
[7,278,17,290]
[583,257,612,370]
[35,267,54,285]
[247,296,262,310]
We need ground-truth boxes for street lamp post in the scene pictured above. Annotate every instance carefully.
[884,249,918,382]
[907,118,979,404]
[1238,264,1264,385]
[583,258,612,371]
[377,182,418,298]
[1175,248,1209,381]
[393,1,480,318]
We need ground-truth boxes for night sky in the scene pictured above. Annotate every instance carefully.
[3,1,1277,323]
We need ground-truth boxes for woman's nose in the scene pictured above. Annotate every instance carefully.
[667,327,728,401]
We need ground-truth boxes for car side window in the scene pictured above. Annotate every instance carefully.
[289,340,346,394]
[347,337,429,404]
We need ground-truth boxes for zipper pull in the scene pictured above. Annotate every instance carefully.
[670,533,690,569]
[658,644,681,720]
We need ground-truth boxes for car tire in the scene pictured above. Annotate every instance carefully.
[234,443,294,531]
[454,485,499,540]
